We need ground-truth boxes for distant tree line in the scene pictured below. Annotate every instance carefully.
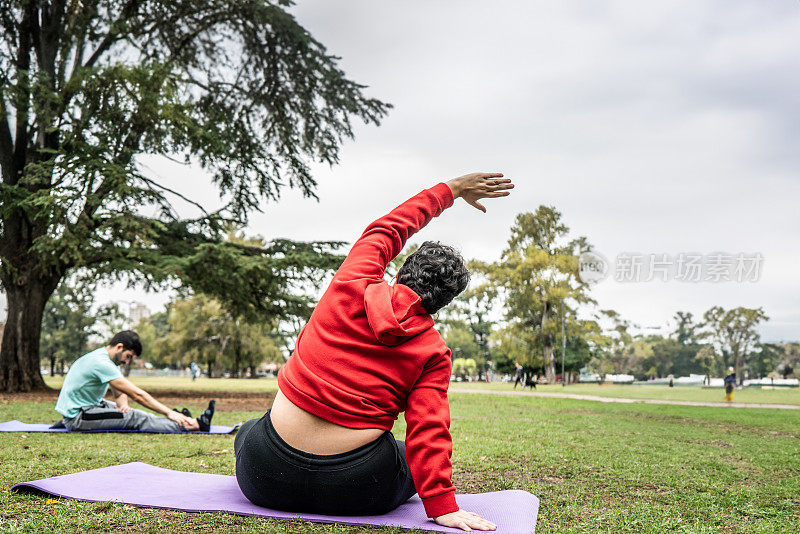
[434,206,794,383]
[33,204,797,384]
[137,293,286,378]
[38,281,295,379]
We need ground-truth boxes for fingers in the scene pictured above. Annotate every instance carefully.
[171,412,193,428]
[484,178,513,190]
[434,510,496,532]
[456,518,495,531]
[468,517,496,530]
[471,519,496,530]
[463,511,497,531]
[457,173,512,212]
[467,199,487,212]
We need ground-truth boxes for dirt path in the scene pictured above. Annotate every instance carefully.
[450,388,800,410]
[0,389,275,413]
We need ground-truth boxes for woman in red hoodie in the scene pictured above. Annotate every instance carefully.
[235,172,513,532]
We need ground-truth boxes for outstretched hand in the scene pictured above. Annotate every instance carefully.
[434,509,497,531]
[445,172,513,212]
[167,410,196,429]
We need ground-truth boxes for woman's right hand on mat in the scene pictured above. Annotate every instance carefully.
[434,509,497,531]
[445,172,513,213]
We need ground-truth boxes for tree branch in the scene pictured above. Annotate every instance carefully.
[0,87,13,182]
[82,0,140,70]
[39,1,67,79]
[56,0,140,122]
[137,174,209,217]
[11,2,35,185]
[63,0,100,89]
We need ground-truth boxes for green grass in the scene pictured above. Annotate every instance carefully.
[43,375,281,393]
[2,381,799,533]
[449,382,800,406]
[42,375,800,405]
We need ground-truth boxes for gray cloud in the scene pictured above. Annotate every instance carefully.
[10,1,796,342]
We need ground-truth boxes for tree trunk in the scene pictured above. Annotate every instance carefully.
[0,281,54,392]
[49,349,56,376]
[543,342,555,383]
[734,352,742,387]
[232,344,241,378]
[542,301,556,383]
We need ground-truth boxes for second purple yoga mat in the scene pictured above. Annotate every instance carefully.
[0,420,239,434]
[13,462,538,533]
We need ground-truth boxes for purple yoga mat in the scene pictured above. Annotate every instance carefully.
[0,420,239,434]
[12,462,538,533]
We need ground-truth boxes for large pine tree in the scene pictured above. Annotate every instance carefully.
[0,1,390,391]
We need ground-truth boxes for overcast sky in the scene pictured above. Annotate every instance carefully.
[3,1,798,341]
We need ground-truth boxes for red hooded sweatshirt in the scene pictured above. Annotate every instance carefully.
[277,182,458,517]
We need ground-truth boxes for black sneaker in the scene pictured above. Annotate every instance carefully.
[196,400,215,432]
[173,407,193,418]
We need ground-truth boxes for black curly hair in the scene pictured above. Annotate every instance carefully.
[396,241,470,314]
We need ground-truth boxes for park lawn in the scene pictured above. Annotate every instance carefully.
[449,382,800,406]
[1,390,798,533]
[43,375,800,405]
[43,375,281,393]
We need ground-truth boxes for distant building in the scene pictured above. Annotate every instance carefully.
[129,303,151,328]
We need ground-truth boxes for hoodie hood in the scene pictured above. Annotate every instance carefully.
[364,281,434,346]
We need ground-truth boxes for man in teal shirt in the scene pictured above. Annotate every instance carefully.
[55,331,215,432]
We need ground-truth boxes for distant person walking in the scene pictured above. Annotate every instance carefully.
[724,367,736,402]
[513,362,524,389]
[190,361,201,381]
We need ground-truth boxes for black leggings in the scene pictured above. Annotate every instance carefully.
[234,411,417,515]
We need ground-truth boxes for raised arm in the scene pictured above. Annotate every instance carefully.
[335,173,512,283]
[334,182,454,282]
